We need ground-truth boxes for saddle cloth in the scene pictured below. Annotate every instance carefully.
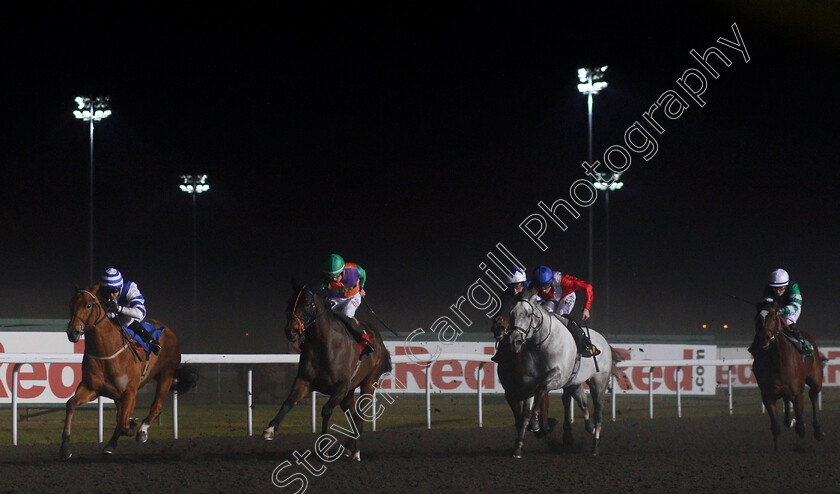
[122,321,165,355]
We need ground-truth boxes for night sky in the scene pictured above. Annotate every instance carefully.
[2,3,839,353]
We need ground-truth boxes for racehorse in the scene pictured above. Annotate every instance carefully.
[752,302,824,452]
[507,288,623,457]
[61,286,197,460]
[261,283,392,461]
[491,294,556,437]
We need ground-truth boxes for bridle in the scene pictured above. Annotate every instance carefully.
[68,289,108,336]
[758,308,789,348]
[511,299,551,347]
[287,286,322,337]
[68,289,132,360]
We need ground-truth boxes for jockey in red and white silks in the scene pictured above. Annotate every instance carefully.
[531,266,593,322]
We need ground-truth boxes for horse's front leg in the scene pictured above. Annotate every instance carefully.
[262,378,311,440]
[60,384,98,460]
[513,395,534,459]
[763,395,781,453]
[104,388,138,455]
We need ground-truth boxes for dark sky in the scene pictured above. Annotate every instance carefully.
[2,3,839,352]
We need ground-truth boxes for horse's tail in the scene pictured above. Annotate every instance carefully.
[608,345,628,381]
[379,349,393,376]
[171,364,200,395]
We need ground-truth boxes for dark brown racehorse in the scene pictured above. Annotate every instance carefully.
[261,283,392,461]
[61,286,197,460]
[491,296,556,438]
[752,302,824,452]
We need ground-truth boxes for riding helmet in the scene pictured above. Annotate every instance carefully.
[324,254,345,277]
[101,268,124,290]
[532,266,554,287]
[768,268,789,287]
[507,267,528,285]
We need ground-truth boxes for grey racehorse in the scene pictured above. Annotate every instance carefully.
[508,290,623,457]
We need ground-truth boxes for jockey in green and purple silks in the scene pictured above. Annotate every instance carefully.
[319,254,373,355]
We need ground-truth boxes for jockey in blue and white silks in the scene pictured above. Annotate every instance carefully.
[98,268,161,355]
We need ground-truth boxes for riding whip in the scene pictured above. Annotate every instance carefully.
[362,297,400,336]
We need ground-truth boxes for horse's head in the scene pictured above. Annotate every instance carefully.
[284,283,322,343]
[508,292,543,353]
[67,286,104,343]
[755,302,782,351]
[490,292,516,341]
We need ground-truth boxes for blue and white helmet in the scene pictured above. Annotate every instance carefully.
[506,267,528,285]
[101,268,124,290]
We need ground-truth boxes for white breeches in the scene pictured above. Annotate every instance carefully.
[542,292,576,316]
[328,292,362,318]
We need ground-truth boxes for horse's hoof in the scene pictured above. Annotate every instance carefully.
[585,420,595,435]
[102,446,115,455]
[512,450,522,459]
[353,451,361,462]
[261,429,275,441]
[815,429,825,441]
[136,430,148,444]
[60,447,72,461]
[785,418,796,428]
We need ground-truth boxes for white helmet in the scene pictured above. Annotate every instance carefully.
[768,268,789,288]
[101,268,124,290]
[507,267,527,285]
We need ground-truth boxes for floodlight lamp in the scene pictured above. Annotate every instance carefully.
[75,96,89,110]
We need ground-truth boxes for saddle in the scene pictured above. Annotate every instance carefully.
[782,331,814,357]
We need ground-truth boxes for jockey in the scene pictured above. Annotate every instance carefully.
[505,266,530,297]
[761,268,811,355]
[531,265,599,357]
[98,268,161,355]
[320,254,374,356]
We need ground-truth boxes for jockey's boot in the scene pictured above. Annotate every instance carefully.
[560,314,600,357]
[581,336,601,358]
[129,321,161,355]
[789,324,812,356]
[336,313,375,356]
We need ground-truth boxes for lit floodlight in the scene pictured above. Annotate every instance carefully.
[593,173,623,191]
[73,96,111,122]
[180,174,210,194]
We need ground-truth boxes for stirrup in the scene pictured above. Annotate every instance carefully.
[148,340,161,355]
[583,344,600,357]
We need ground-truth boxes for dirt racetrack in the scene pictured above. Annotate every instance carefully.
[1,411,839,493]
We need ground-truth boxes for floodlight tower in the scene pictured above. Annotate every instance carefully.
[74,96,111,284]
[180,174,210,332]
[577,66,608,326]
[593,172,623,332]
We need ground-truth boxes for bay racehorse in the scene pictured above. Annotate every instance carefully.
[491,292,556,437]
[508,289,623,457]
[61,286,197,460]
[261,283,392,461]
[752,302,824,452]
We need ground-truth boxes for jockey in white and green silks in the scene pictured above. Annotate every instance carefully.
[761,268,811,355]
